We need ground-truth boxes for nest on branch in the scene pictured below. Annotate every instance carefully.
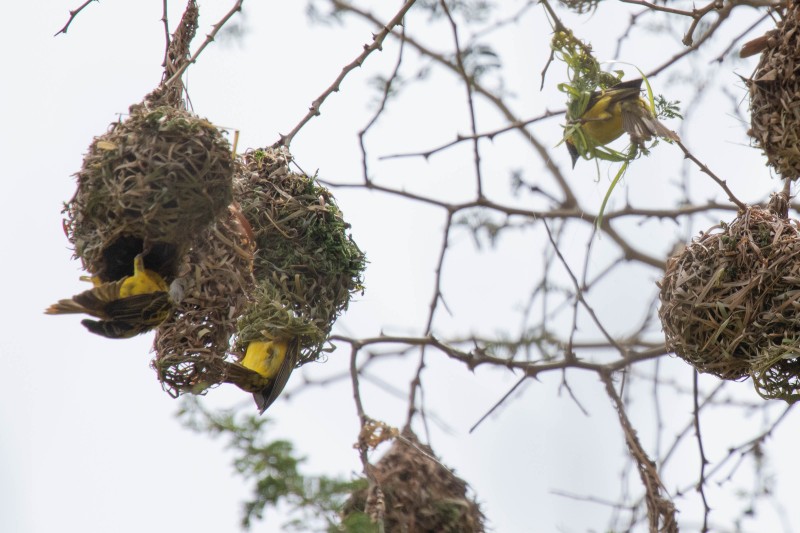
[748,2,800,180]
[230,147,366,375]
[659,198,800,401]
[63,104,233,282]
[341,429,485,533]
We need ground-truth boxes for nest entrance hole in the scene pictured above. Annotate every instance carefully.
[99,235,181,281]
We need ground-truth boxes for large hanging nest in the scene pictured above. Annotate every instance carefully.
[748,2,800,180]
[659,197,800,401]
[341,429,485,532]
[152,191,256,397]
[151,146,366,400]
[63,104,234,281]
[227,147,366,389]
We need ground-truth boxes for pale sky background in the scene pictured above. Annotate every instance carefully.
[2,1,799,532]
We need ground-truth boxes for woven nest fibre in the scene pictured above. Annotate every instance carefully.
[233,147,366,368]
[152,189,256,397]
[151,147,366,396]
[749,3,800,180]
[64,104,233,281]
[659,199,800,401]
[341,430,485,533]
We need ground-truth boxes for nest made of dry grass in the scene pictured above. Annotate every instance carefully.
[341,430,485,533]
[659,200,800,401]
[152,193,256,397]
[233,147,366,367]
[63,104,233,281]
[749,3,800,180]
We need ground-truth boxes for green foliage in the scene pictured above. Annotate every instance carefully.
[331,510,378,533]
[178,397,365,531]
[655,94,683,120]
[551,30,622,118]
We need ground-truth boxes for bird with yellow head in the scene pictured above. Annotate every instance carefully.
[563,78,679,168]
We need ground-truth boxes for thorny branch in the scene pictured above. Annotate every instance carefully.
[275,0,419,148]
[54,0,98,36]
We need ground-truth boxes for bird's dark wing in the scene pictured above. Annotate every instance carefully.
[253,345,298,414]
[80,292,172,339]
[585,78,644,114]
[103,292,171,323]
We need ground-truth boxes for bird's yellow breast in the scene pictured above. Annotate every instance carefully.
[580,98,626,146]
[119,255,168,298]
[242,340,289,379]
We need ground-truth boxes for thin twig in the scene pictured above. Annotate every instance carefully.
[676,140,747,210]
[601,371,678,532]
[692,371,711,532]
[357,23,406,186]
[162,0,245,89]
[54,0,98,36]
[405,212,454,430]
[439,0,485,198]
[275,0,418,148]
[349,342,386,532]
[161,0,171,68]
[469,375,526,433]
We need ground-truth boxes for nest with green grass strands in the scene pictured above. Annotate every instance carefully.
[748,2,800,180]
[231,147,366,373]
[63,104,234,281]
[659,198,800,401]
[152,195,256,397]
[341,429,485,533]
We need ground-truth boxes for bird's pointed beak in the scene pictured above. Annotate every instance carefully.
[566,140,580,169]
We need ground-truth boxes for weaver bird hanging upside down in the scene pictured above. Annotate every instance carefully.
[564,78,679,168]
[240,339,296,414]
[46,254,174,339]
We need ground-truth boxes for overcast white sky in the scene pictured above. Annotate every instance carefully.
[2,1,799,532]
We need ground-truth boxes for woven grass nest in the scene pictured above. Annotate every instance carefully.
[63,103,233,281]
[152,191,256,397]
[341,429,485,532]
[232,147,366,372]
[659,197,800,401]
[152,146,366,396]
[748,3,800,180]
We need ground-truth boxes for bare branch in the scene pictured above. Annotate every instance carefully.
[54,0,98,36]
[275,0,418,148]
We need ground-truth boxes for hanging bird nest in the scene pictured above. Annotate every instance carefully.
[659,197,800,401]
[152,146,366,398]
[748,3,800,180]
[63,103,234,281]
[152,186,256,396]
[229,147,366,379]
[341,429,485,533]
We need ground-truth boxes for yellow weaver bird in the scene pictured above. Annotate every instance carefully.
[565,78,679,168]
[46,254,173,339]
[240,339,296,414]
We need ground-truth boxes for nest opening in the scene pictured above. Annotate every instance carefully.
[99,235,183,281]
[659,204,800,401]
[64,104,234,278]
